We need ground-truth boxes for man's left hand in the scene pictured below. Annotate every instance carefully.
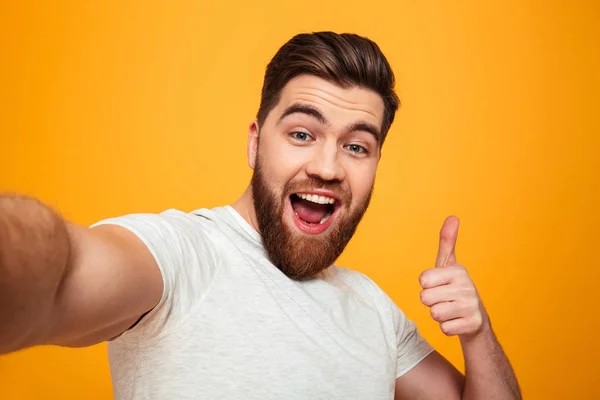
[418,216,490,339]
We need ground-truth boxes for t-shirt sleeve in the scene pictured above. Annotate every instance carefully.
[391,299,435,378]
[91,209,220,342]
[355,272,435,379]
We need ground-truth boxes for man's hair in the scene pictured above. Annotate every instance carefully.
[257,31,399,144]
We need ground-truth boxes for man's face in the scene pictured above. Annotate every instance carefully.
[249,74,384,280]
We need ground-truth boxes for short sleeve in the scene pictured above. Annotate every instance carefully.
[391,300,435,378]
[352,272,435,379]
[91,209,221,341]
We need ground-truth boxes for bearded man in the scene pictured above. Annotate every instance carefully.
[0,32,521,399]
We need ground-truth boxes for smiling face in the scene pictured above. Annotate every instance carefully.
[248,74,384,279]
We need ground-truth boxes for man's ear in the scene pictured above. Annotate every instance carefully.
[247,120,259,170]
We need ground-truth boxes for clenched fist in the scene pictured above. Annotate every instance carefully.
[419,216,489,339]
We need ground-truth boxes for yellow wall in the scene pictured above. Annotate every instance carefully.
[1,1,598,398]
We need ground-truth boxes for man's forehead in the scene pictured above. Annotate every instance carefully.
[276,75,384,125]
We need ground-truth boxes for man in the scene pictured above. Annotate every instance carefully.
[0,32,521,399]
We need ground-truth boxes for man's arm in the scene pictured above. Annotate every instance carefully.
[395,350,464,400]
[459,324,521,400]
[0,194,163,354]
[395,328,520,400]
[395,216,521,399]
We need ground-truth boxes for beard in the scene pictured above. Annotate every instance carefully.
[250,155,373,280]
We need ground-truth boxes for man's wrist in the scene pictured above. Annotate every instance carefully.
[458,319,494,350]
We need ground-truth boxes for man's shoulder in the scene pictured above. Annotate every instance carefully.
[326,265,388,298]
[108,205,229,230]
[91,206,230,252]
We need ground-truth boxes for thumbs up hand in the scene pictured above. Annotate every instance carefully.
[419,216,489,339]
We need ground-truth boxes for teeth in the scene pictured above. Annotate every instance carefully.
[297,193,336,205]
[319,211,333,224]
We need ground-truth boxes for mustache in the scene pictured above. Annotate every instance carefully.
[284,177,352,205]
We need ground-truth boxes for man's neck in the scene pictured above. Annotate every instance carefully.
[231,186,261,234]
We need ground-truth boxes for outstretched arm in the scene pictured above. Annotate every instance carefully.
[395,216,521,400]
[0,194,163,354]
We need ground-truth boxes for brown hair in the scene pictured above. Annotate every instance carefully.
[257,31,399,144]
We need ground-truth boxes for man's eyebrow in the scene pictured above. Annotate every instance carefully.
[346,121,381,143]
[277,102,381,143]
[277,103,328,126]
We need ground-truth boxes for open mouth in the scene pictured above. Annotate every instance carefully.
[288,192,339,234]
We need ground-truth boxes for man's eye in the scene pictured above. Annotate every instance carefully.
[291,132,311,141]
[346,144,367,155]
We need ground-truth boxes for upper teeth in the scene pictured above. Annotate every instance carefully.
[297,193,336,204]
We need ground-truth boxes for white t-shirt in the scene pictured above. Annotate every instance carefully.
[94,206,433,400]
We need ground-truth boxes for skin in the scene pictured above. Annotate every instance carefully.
[233,74,520,399]
[240,74,380,279]
[233,74,382,233]
[0,73,520,399]
[0,197,162,352]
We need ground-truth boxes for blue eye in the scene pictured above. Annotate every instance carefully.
[291,131,311,141]
[346,144,367,155]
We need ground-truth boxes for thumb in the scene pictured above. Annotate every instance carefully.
[435,216,460,268]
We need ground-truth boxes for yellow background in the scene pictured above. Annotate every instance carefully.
[1,1,598,399]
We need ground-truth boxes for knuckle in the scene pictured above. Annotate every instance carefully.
[430,304,447,322]
[454,265,469,279]
[472,313,483,328]
[441,236,453,245]
[465,297,479,311]
[462,316,481,334]
[460,281,476,293]
[450,264,465,274]
[430,307,440,321]
[440,322,453,336]
[419,270,431,287]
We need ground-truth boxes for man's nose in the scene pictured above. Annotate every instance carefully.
[305,142,345,182]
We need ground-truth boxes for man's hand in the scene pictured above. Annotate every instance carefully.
[418,216,489,339]
[398,216,522,399]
